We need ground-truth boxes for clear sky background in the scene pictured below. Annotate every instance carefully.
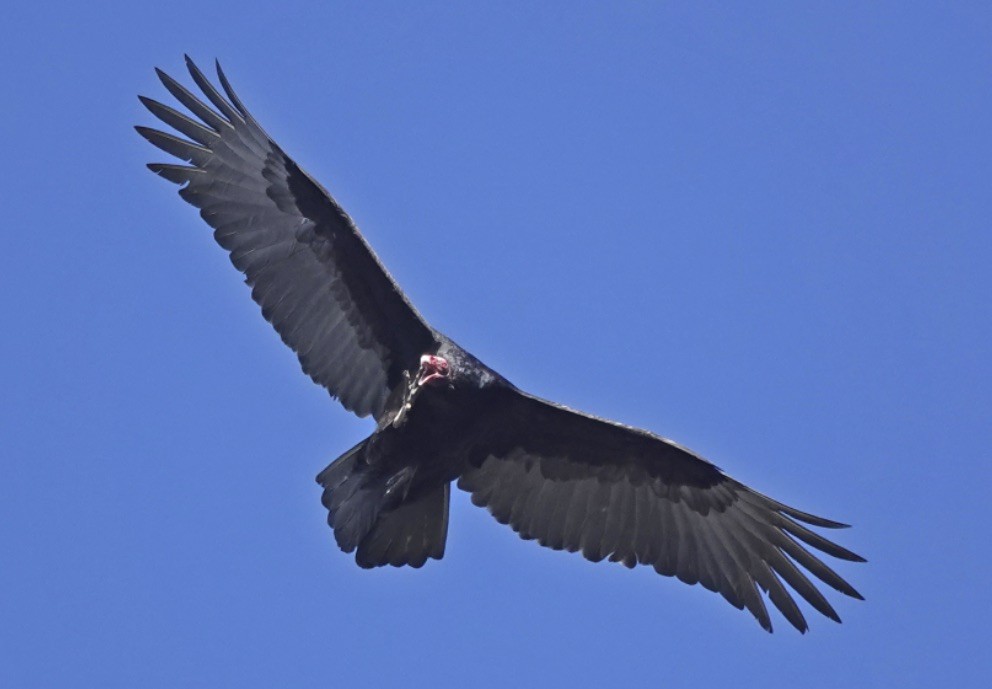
[3,2,990,687]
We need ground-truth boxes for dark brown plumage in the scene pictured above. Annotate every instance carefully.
[138,56,864,633]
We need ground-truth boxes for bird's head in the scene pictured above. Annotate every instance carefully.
[417,354,450,388]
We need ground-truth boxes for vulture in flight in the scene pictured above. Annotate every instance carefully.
[137,57,864,633]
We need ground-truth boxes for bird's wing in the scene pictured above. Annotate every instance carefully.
[137,57,436,419]
[457,390,864,633]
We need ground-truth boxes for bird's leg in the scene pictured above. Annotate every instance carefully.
[390,372,418,428]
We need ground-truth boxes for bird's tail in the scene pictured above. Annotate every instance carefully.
[316,439,382,554]
[316,441,450,568]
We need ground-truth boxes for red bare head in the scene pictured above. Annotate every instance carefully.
[417,354,449,387]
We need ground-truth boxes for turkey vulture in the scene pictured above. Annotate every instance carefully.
[137,57,864,633]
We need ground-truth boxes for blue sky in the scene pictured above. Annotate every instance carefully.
[3,1,990,686]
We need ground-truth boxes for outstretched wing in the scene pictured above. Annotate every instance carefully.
[458,390,864,633]
[137,57,436,419]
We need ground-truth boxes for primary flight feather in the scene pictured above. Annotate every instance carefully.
[137,57,864,633]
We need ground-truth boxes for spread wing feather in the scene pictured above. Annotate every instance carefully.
[458,390,865,633]
[137,57,436,419]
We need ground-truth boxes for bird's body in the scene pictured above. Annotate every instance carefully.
[138,57,864,633]
[321,341,509,566]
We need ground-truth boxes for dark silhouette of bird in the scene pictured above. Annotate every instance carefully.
[137,57,864,633]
